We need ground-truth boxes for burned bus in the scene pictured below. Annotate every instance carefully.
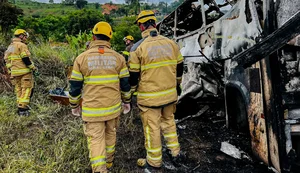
[157,0,300,172]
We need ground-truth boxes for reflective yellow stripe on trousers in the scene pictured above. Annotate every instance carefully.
[84,75,119,84]
[145,126,162,161]
[82,102,121,117]
[164,132,177,138]
[91,155,106,167]
[11,68,31,75]
[138,87,176,98]
[106,145,115,153]
[8,55,21,60]
[19,88,31,103]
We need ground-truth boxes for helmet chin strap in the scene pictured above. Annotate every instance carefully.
[139,24,146,32]
[140,22,156,32]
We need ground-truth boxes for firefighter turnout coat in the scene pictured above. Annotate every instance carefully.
[4,38,36,109]
[69,40,131,122]
[129,28,184,107]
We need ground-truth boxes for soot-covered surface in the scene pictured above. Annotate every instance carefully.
[108,102,274,173]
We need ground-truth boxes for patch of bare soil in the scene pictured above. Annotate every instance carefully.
[108,101,272,173]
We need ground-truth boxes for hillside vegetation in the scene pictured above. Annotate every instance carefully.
[0,0,185,172]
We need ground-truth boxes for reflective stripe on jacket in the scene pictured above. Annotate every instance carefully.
[4,38,34,77]
[69,40,131,122]
[129,28,184,107]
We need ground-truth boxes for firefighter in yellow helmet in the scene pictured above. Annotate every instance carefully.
[129,10,185,170]
[4,29,38,116]
[69,21,131,173]
[122,35,134,62]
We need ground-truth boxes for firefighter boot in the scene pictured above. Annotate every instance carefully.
[137,158,161,172]
[106,162,113,171]
[18,108,30,116]
[167,150,186,167]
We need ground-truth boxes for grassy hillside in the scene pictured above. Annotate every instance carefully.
[13,1,102,17]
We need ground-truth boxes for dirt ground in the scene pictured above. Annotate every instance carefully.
[108,100,275,173]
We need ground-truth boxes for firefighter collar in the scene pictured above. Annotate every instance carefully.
[89,40,111,49]
[12,38,22,42]
[142,28,159,38]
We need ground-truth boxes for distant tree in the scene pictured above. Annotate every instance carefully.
[0,2,23,34]
[144,3,151,10]
[95,3,99,9]
[158,1,167,13]
[49,0,54,3]
[63,0,75,5]
[126,0,140,14]
[75,0,87,9]
[116,8,126,16]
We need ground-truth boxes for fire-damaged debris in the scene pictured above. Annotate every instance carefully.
[175,61,223,119]
[159,0,300,171]
[157,0,232,38]
[220,141,252,161]
[176,105,209,124]
[231,11,300,68]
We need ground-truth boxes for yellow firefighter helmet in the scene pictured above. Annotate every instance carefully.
[14,29,29,37]
[123,35,134,41]
[134,10,157,25]
[92,22,113,39]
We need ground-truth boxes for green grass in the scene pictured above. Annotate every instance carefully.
[0,91,90,172]
[0,40,90,172]
[0,39,145,173]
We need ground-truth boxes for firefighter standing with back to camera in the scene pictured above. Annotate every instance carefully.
[68,22,131,173]
[129,10,185,170]
[4,29,39,116]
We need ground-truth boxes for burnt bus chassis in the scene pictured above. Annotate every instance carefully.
[157,0,300,172]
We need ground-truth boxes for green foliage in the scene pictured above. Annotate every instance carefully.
[75,0,87,9]
[16,9,105,42]
[0,2,23,33]
[62,0,75,5]
[66,31,92,56]
[110,16,141,52]
[65,9,105,36]
[95,2,99,9]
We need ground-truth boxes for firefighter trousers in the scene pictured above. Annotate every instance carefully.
[11,73,34,109]
[139,103,180,167]
[83,117,119,173]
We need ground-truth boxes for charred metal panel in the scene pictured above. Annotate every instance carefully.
[249,68,261,93]
[247,62,269,165]
[204,0,262,61]
[276,0,300,171]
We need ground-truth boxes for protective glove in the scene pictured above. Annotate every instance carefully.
[33,69,40,77]
[122,102,131,114]
[71,106,81,117]
[176,84,182,96]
